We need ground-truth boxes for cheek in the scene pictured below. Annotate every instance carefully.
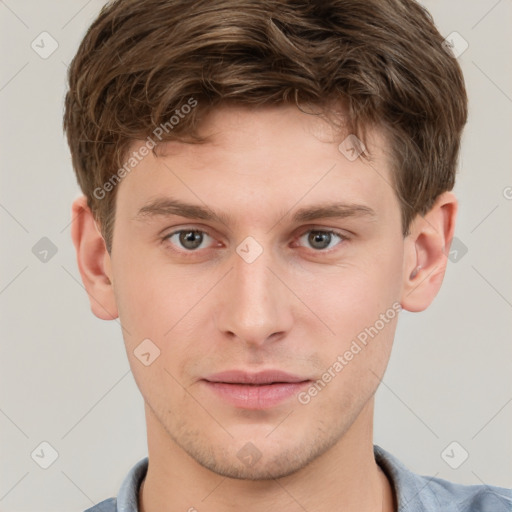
[111,258,194,405]
[111,250,213,357]
[296,241,403,383]
[307,257,402,339]
[111,250,168,345]
[304,270,400,412]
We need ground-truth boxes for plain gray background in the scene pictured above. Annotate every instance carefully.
[0,1,511,510]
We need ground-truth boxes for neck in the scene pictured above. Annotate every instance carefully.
[139,399,396,512]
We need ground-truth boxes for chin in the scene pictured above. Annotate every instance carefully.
[175,426,340,481]
[194,447,313,481]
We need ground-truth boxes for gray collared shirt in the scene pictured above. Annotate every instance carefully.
[84,445,512,511]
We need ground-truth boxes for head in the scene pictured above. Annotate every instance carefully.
[65,0,467,479]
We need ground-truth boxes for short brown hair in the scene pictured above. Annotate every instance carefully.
[63,0,468,253]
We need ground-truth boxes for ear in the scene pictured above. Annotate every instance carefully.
[70,195,118,320]
[400,191,458,312]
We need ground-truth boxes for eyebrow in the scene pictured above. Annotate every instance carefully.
[133,197,377,226]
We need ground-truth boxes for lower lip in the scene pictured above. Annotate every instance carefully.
[202,381,311,410]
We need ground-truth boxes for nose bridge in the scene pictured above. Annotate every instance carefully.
[216,242,292,344]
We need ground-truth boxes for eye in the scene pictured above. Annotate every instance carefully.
[297,229,346,251]
[164,229,214,251]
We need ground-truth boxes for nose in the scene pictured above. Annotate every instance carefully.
[214,246,294,347]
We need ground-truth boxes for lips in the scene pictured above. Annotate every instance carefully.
[204,369,309,385]
[201,370,311,409]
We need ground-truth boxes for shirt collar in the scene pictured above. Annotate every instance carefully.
[115,445,456,512]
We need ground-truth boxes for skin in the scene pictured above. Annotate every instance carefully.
[71,103,457,512]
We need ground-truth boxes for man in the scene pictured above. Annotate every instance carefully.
[64,0,511,510]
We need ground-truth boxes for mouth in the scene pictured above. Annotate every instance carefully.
[201,370,312,410]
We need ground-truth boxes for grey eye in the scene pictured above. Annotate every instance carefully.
[299,230,343,251]
[166,230,211,251]
[179,230,204,250]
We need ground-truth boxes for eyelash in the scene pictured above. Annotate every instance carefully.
[161,227,349,255]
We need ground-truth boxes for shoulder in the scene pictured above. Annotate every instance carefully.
[374,445,512,511]
[81,456,148,512]
[83,497,116,512]
[424,474,512,511]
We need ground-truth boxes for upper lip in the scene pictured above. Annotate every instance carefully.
[203,370,310,385]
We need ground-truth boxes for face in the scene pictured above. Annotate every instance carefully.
[108,103,405,479]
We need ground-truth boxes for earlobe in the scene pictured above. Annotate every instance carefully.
[70,195,119,320]
[400,192,458,312]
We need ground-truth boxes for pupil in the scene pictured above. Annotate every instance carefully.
[309,231,331,250]
[180,230,202,249]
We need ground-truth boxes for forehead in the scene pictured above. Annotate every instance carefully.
[115,103,398,226]
[152,102,382,165]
